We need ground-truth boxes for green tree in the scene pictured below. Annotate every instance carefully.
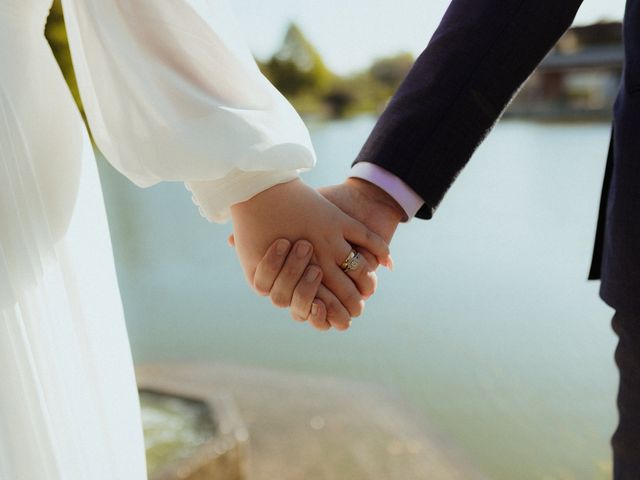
[369,52,414,89]
[262,23,333,97]
[45,0,84,115]
[44,9,413,121]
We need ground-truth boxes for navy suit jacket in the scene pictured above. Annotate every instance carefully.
[355,0,640,312]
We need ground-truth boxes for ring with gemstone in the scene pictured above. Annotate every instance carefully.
[340,250,362,273]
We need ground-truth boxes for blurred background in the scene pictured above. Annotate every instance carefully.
[46,1,626,479]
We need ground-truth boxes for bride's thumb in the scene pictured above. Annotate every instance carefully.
[227,234,236,248]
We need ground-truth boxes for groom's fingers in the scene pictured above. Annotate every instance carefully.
[253,239,291,296]
[315,285,349,331]
[308,300,327,328]
[290,265,323,321]
[269,241,314,308]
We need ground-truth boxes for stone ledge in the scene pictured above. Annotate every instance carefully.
[138,370,249,480]
[137,362,487,480]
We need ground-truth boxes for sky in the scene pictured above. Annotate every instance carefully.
[232,0,626,75]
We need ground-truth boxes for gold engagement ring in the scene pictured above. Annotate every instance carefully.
[340,250,362,273]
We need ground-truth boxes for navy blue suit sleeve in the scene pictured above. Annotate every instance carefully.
[354,0,584,219]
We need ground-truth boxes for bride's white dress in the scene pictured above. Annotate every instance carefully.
[0,0,314,478]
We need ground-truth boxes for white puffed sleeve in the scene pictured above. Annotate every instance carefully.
[61,0,316,222]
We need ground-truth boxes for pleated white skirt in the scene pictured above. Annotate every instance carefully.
[0,5,147,479]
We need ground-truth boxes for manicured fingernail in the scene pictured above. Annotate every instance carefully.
[387,255,395,271]
[305,267,321,283]
[296,242,311,258]
[311,303,319,316]
[276,240,290,256]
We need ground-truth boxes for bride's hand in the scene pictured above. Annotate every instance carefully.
[230,179,391,329]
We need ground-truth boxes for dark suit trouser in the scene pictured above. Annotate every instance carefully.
[612,311,640,479]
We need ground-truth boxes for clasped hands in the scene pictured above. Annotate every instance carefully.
[230,177,405,330]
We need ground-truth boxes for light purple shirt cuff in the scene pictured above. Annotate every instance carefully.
[349,163,425,221]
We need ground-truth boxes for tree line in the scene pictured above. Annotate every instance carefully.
[46,2,412,120]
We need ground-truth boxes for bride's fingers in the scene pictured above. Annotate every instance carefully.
[227,234,236,247]
[356,248,379,300]
[354,248,380,299]
[289,265,323,321]
[338,243,377,299]
[253,239,291,296]
[342,217,393,269]
[356,248,380,273]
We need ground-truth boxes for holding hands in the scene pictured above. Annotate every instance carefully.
[230,178,405,331]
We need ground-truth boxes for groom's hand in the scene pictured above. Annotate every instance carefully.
[319,178,405,253]
[249,239,331,330]
[248,178,404,327]
[230,178,391,330]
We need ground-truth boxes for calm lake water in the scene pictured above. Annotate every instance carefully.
[98,116,616,480]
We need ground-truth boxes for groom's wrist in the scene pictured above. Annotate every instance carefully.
[345,177,406,224]
[349,163,424,221]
